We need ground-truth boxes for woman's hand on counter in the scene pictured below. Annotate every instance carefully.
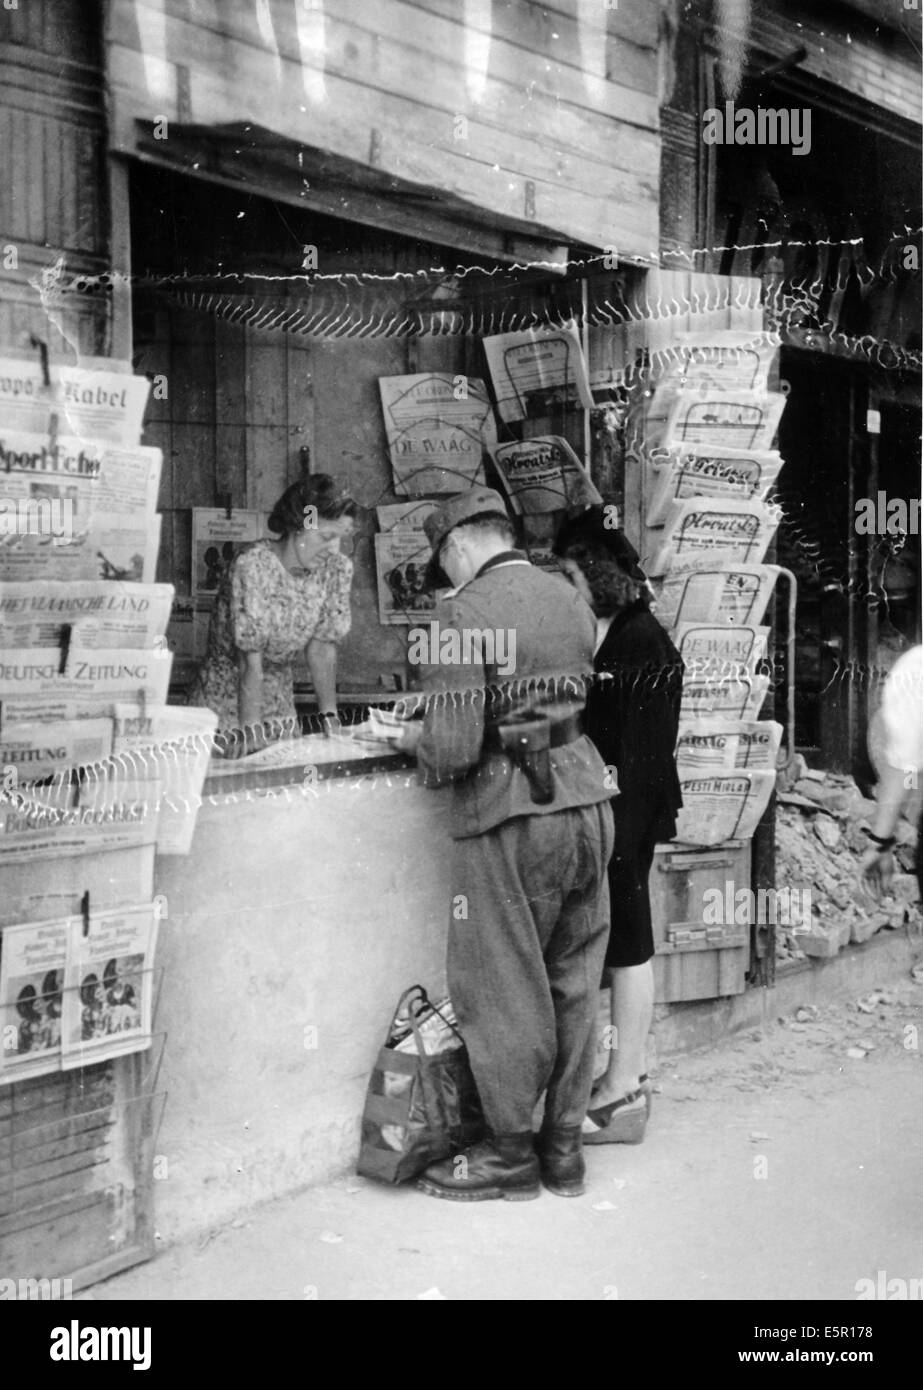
[213,722,272,761]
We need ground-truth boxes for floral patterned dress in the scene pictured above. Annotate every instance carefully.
[189,540,352,730]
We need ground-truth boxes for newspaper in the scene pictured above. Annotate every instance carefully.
[0,718,113,785]
[674,623,770,670]
[0,645,172,722]
[676,719,783,774]
[378,374,494,496]
[374,532,437,624]
[680,670,770,722]
[0,787,158,862]
[0,507,161,582]
[673,769,777,846]
[60,902,160,1069]
[92,441,162,518]
[645,499,780,577]
[192,508,263,600]
[0,429,100,573]
[483,325,593,423]
[646,447,783,527]
[110,703,217,855]
[654,564,780,630]
[0,917,68,1084]
[644,332,779,435]
[489,436,602,515]
[0,357,150,444]
[658,390,787,452]
[0,580,173,648]
[375,501,438,534]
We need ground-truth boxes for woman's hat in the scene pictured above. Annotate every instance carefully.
[553,506,647,582]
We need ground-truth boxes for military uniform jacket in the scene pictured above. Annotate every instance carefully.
[415,552,613,839]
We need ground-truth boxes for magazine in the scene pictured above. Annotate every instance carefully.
[374,532,437,625]
[489,436,601,515]
[0,916,69,1084]
[378,374,494,496]
[483,325,593,423]
[191,509,264,600]
[375,501,439,534]
[59,902,160,1069]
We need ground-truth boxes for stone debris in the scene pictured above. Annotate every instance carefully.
[774,765,920,965]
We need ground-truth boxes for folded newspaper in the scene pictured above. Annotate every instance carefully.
[0,580,174,648]
[644,498,780,577]
[679,671,770,722]
[676,719,783,774]
[0,646,172,722]
[0,357,150,444]
[673,770,777,846]
[654,564,780,631]
[489,436,601,515]
[646,447,783,528]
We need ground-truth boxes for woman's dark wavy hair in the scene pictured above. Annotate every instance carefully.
[559,539,644,618]
[267,474,358,536]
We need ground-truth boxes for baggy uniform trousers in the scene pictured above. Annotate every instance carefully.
[447,800,614,1135]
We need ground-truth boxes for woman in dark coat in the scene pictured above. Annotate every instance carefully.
[555,507,684,1143]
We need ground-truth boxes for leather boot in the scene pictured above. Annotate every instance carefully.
[536,1125,585,1197]
[416,1132,541,1201]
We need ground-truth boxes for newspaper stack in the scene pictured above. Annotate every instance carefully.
[641,331,789,847]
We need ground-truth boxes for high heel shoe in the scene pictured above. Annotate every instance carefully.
[583,1088,649,1145]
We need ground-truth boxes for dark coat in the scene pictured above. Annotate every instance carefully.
[583,600,684,854]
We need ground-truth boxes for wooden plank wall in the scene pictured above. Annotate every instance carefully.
[105,0,662,259]
[0,1,109,358]
[739,2,921,128]
[136,298,467,688]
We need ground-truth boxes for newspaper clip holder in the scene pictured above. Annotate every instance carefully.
[80,889,91,938]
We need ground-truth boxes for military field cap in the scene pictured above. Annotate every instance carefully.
[423,487,511,555]
[553,505,647,582]
[422,487,512,591]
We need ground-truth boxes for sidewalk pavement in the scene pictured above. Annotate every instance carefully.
[78,959,923,1301]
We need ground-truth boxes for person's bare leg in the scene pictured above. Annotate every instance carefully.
[591,961,654,1110]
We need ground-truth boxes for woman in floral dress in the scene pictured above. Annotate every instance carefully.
[189,475,357,744]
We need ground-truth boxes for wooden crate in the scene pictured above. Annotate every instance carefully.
[650,842,751,1002]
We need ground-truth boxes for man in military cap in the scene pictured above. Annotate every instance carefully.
[397,489,614,1201]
